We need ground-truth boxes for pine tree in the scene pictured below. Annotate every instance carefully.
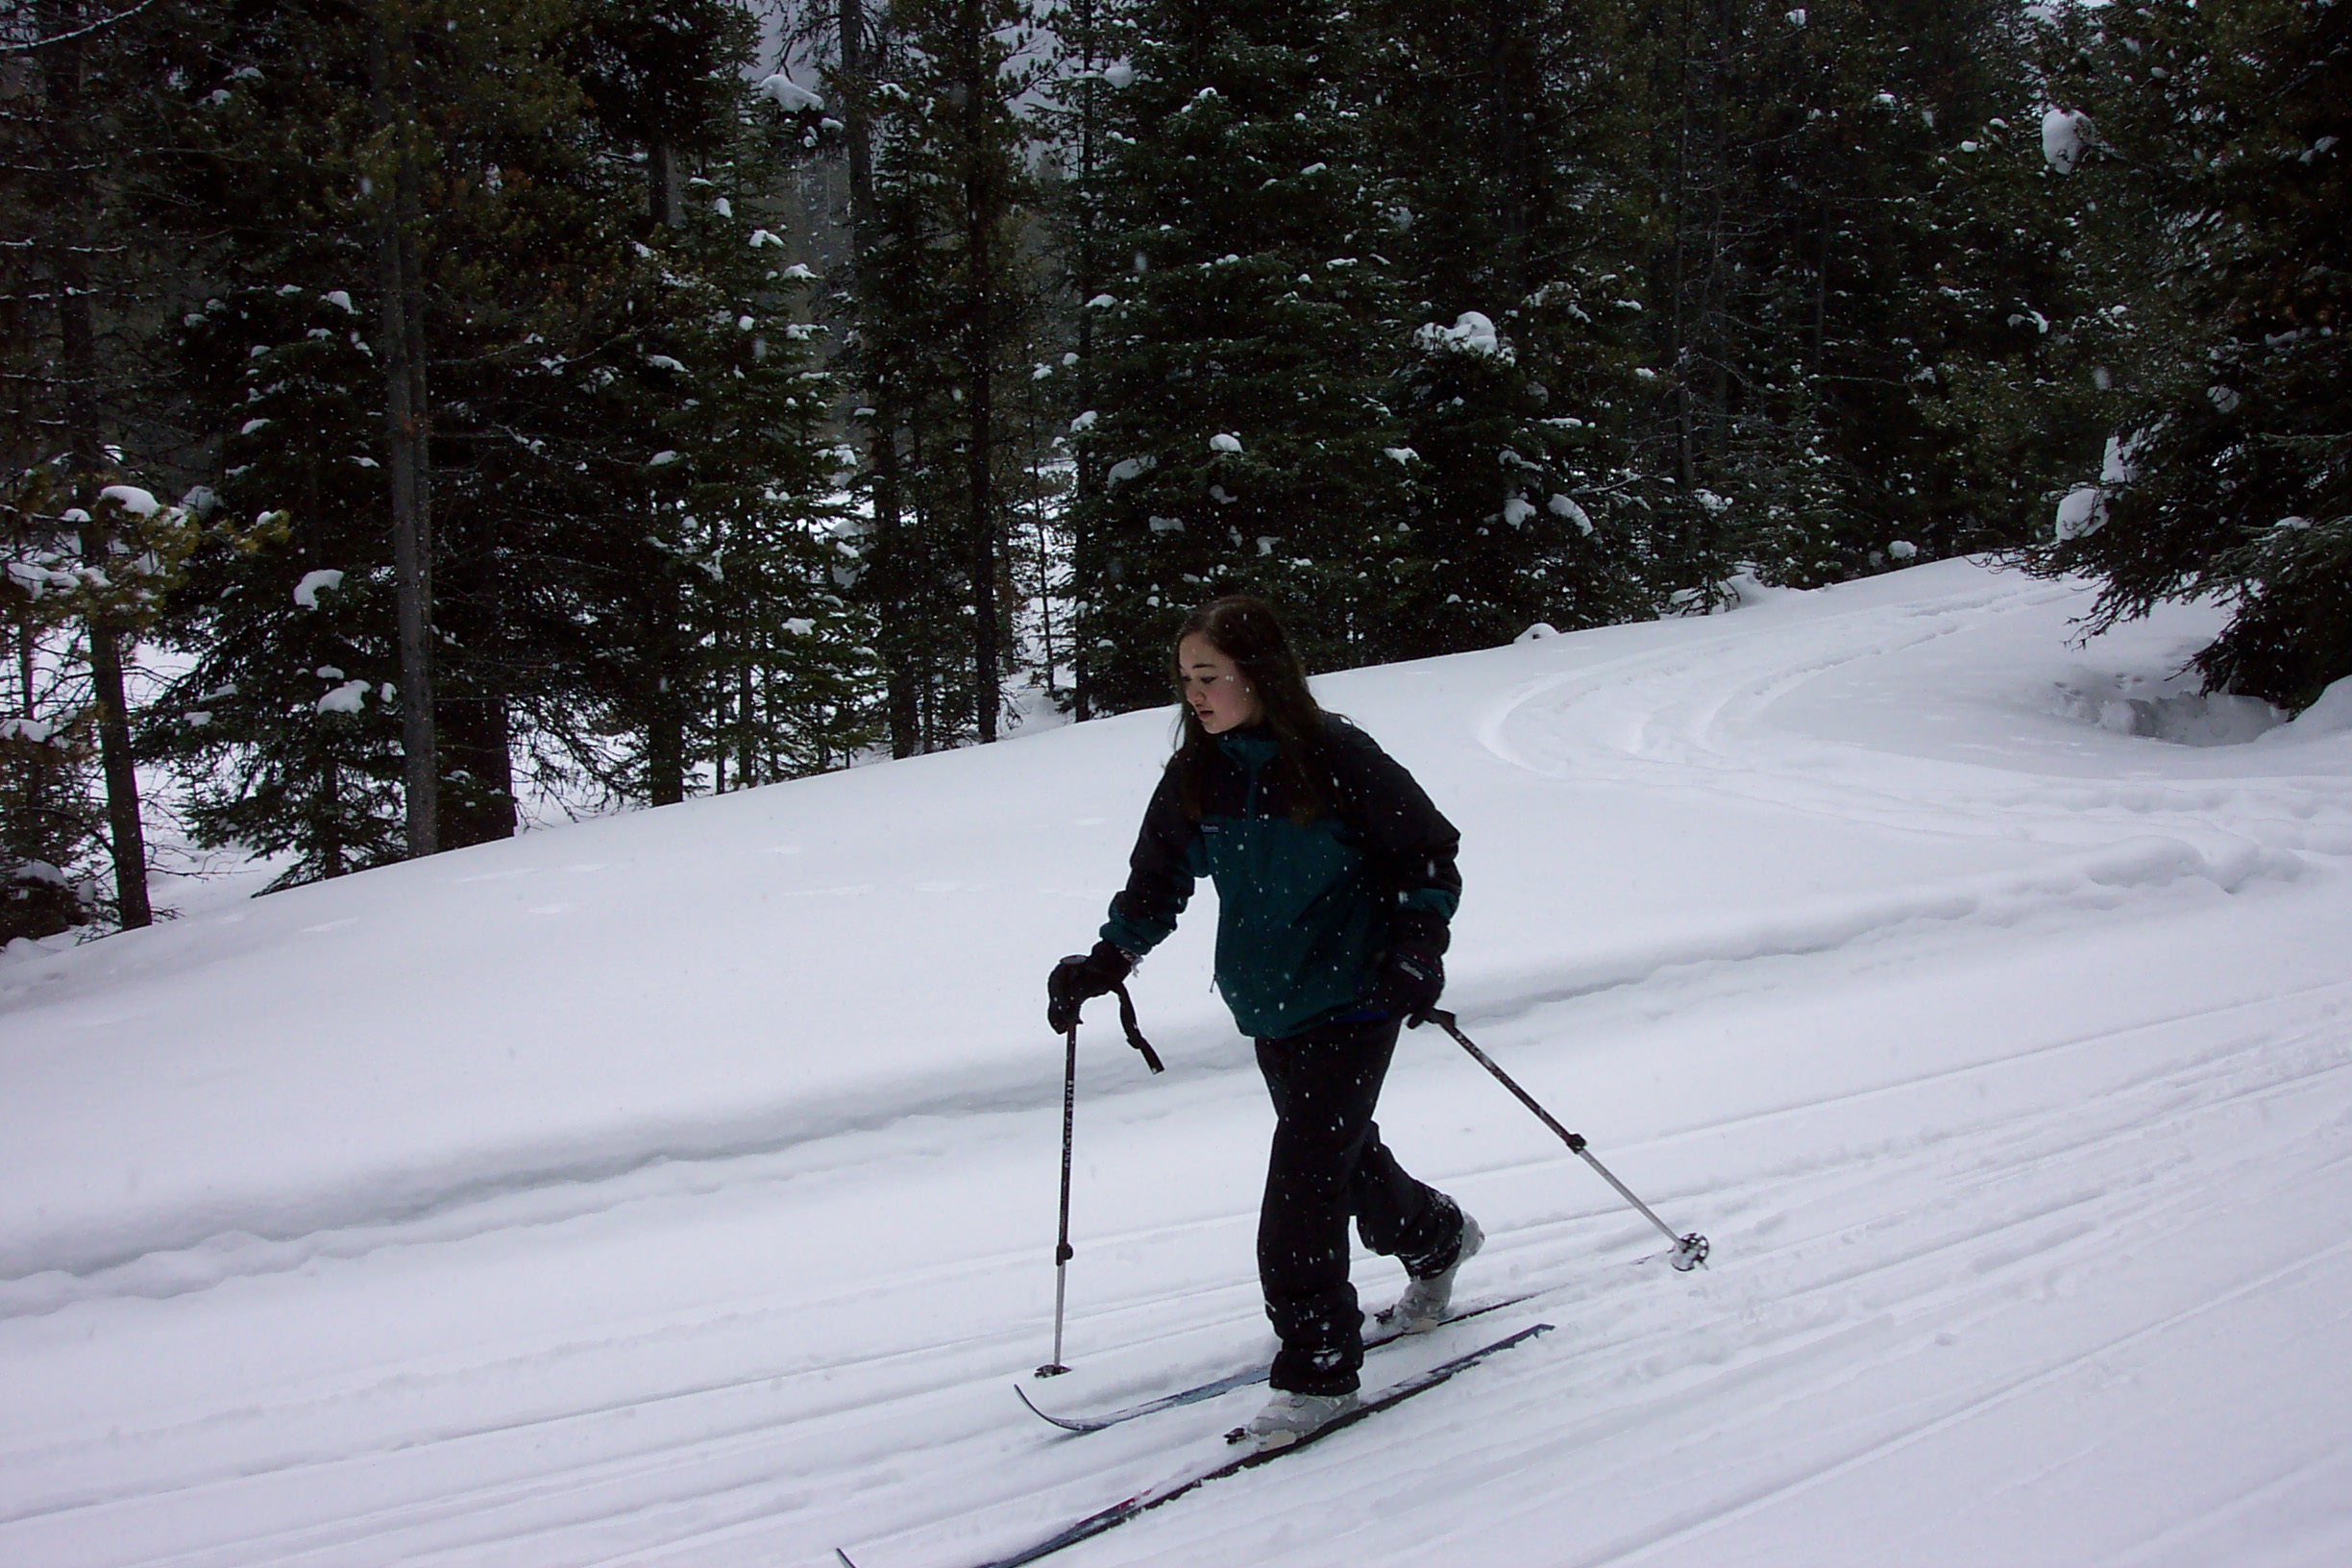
[1619,0,2071,588]
[1036,0,1140,717]
[0,0,192,927]
[1370,0,1679,649]
[1782,0,2075,574]
[2028,0,2349,712]
[157,270,422,888]
[1,464,105,938]
[148,0,853,886]
[147,0,576,879]
[847,0,1048,747]
[507,6,858,803]
[804,0,929,754]
[2,463,197,935]
[1069,0,1419,712]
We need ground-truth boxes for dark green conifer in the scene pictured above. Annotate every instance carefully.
[2028,0,2349,711]
[847,0,1047,746]
[1370,0,1674,649]
[149,0,852,886]
[1069,0,1417,711]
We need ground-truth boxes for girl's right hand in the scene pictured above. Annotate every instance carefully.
[1047,940,1134,1033]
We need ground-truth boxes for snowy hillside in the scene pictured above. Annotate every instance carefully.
[6,559,2352,1568]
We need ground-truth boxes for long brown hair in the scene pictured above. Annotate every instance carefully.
[1170,596,1332,821]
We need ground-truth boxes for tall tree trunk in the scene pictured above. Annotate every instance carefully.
[1068,0,1100,720]
[874,426,919,754]
[962,0,1000,745]
[966,283,1000,746]
[736,657,755,787]
[649,140,684,227]
[1660,0,1691,488]
[432,491,515,846]
[645,571,686,803]
[841,0,919,757]
[319,754,344,880]
[82,573,151,926]
[371,7,438,857]
[40,0,149,926]
[437,679,518,846]
[640,135,690,796]
[1488,0,1529,300]
[1703,0,1732,441]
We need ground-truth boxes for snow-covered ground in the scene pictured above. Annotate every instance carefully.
[5,559,2351,1568]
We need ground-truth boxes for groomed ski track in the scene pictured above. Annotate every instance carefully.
[4,561,2349,1566]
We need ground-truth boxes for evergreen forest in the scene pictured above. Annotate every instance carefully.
[4,0,2345,941]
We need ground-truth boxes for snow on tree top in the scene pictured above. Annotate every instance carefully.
[2043,110,2093,174]
[294,570,345,609]
[2,716,62,746]
[98,485,160,517]
[2055,486,2105,541]
[1415,311,1511,363]
[316,679,369,716]
[757,75,824,114]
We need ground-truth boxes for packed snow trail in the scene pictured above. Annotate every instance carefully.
[3,560,2349,1566]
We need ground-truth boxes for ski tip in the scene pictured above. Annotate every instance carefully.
[1016,1380,1098,1433]
[835,1550,860,1568]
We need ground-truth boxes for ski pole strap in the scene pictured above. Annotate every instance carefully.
[1111,981,1164,1073]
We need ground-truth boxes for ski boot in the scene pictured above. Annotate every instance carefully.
[1381,1211,1483,1332]
[1240,1388,1360,1450]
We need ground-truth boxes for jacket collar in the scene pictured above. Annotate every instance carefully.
[1215,726,1280,772]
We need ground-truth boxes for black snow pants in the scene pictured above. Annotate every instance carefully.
[1255,1012,1463,1395]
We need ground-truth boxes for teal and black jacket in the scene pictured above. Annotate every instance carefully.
[1101,717,1461,1040]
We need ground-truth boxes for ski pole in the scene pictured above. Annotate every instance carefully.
[1413,1009,1709,1271]
[1037,1023,1080,1378]
[1034,983,1164,1379]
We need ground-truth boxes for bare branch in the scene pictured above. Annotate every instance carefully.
[0,0,158,56]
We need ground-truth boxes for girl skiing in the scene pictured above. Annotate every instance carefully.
[1048,595,1481,1447]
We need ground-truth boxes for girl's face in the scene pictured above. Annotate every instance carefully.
[1178,632,1262,733]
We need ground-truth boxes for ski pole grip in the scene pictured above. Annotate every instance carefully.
[1113,981,1164,1073]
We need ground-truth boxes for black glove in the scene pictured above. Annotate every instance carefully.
[1048,940,1134,1034]
[1370,910,1448,1023]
